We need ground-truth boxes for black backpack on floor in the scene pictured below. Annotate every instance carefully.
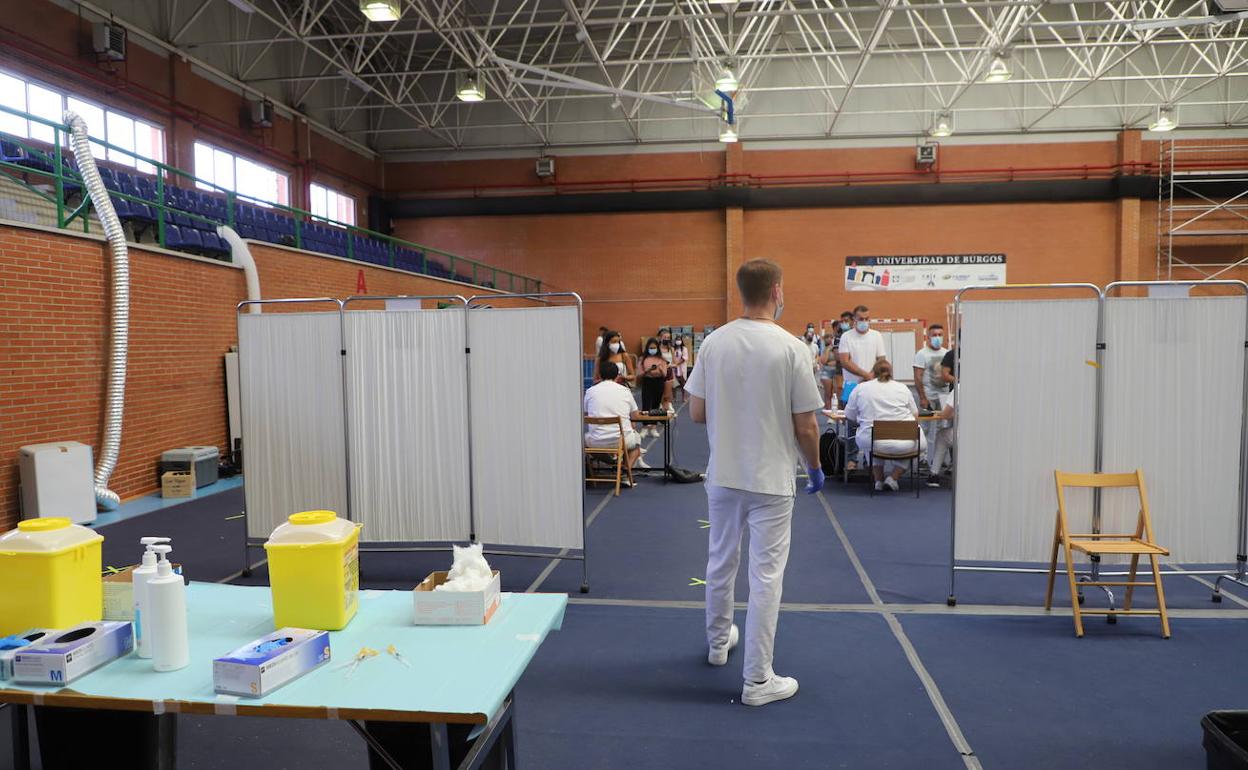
[819,429,844,476]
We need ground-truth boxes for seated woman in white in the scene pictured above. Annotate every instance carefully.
[844,359,926,492]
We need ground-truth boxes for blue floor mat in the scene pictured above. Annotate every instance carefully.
[824,482,1246,610]
[899,613,1248,769]
[539,477,869,604]
[517,603,968,770]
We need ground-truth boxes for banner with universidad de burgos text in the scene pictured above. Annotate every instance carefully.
[844,254,1006,292]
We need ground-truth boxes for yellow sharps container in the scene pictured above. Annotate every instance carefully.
[0,517,103,635]
[264,511,361,630]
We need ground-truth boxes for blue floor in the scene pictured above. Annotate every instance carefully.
[10,406,1245,769]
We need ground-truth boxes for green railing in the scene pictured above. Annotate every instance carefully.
[0,104,541,293]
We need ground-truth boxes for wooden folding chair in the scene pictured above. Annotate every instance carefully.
[1045,470,1171,638]
[868,420,922,498]
[584,416,634,496]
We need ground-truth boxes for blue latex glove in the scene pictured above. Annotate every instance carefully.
[804,467,825,495]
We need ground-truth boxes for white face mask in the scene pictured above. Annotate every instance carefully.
[609,342,621,354]
[855,320,869,333]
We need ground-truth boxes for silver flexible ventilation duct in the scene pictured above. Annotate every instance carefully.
[64,111,128,510]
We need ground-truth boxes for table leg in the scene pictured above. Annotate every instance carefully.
[8,703,30,770]
[663,421,672,481]
[429,723,451,770]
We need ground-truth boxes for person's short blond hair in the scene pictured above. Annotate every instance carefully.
[736,259,782,307]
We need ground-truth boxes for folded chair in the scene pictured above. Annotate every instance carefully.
[868,420,922,498]
[1045,470,1170,638]
[584,416,634,496]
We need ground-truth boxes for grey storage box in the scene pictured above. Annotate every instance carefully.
[158,446,219,488]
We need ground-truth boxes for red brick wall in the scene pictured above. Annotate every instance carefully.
[0,226,530,530]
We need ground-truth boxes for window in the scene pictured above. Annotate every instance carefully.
[309,183,356,226]
[194,141,289,207]
[0,68,165,174]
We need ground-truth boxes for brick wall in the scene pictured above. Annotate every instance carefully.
[0,226,529,530]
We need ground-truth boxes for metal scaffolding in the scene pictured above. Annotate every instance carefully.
[1158,139,1248,282]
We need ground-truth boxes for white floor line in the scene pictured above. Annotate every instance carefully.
[1174,567,1248,609]
[816,491,983,770]
[563,595,1248,619]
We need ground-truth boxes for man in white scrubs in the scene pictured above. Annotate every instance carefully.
[686,258,824,708]
[837,305,887,466]
[912,323,949,465]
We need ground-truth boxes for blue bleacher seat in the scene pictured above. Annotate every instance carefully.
[163,224,185,250]
[180,227,203,252]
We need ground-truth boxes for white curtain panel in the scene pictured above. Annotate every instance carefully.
[238,312,348,539]
[954,298,1100,562]
[469,305,584,550]
[1101,296,1247,564]
[344,308,472,543]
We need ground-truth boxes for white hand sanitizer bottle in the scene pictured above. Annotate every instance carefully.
[133,536,170,659]
[147,545,189,672]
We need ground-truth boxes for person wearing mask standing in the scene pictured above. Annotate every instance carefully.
[672,336,690,396]
[831,311,854,400]
[638,337,673,435]
[595,330,635,388]
[818,332,839,410]
[687,258,824,708]
[837,305,887,468]
[657,328,677,414]
[594,326,609,355]
[802,323,821,363]
[911,324,949,465]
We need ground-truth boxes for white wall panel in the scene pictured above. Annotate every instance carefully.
[469,306,584,550]
[238,312,347,539]
[954,299,1099,562]
[344,308,472,543]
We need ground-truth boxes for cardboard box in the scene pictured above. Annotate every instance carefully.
[213,628,331,698]
[412,571,501,626]
[102,564,183,621]
[161,470,195,498]
[0,628,55,681]
[12,621,133,684]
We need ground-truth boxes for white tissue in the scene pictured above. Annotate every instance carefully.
[435,543,494,592]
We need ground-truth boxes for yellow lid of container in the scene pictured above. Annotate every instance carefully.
[1,518,103,554]
[265,510,359,547]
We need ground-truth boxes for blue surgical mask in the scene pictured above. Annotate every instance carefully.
[647,347,658,355]
[839,321,850,332]
[855,320,869,333]
[931,335,943,348]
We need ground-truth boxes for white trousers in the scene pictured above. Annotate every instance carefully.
[705,484,794,683]
[931,426,955,475]
[856,427,927,472]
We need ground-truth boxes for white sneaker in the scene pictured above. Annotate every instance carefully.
[742,675,799,706]
[884,477,900,492]
[634,457,651,469]
[666,405,676,417]
[873,481,884,492]
[708,624,739,666]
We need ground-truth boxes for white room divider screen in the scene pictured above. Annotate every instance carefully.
[238,302,348,540]
[343,299,472,544]
[1100,289,1248,565]
[468,304,585,550]
[953,294,1101,563]
[237,293,589,588]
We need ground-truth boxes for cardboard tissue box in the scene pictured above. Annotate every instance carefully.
[213,628,331,697]
[161,470,195,498]
[0,628,55,681]
[12,621,133,684]
[103,564,183,620]
[412,570,501,626]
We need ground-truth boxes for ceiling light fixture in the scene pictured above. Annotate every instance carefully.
[225,0,256,13]
[359,0,401,22]
[719,124,738,143]
[715,62,739,93]
[457,74,486,103]
[339,69,372,93]
[929,111,953,138]
[1148,105,1177,132]
[985,54,1011,83]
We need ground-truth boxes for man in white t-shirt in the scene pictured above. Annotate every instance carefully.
[686,258,824,708]
[912,324,949,464]
[583,361,647,472]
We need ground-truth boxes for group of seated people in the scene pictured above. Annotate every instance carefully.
[581,326,691,482]
[811,306,958,491]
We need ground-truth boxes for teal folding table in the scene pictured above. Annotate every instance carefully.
[1,582,567,770]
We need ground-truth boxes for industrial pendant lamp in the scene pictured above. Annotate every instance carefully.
[929,111,954,138]
[359,0,401,22]
[719,124,738,143]
[715,62,739,93]
[457,74,486,103]
[984,54,1011,83]
[1149,105,1177,132]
